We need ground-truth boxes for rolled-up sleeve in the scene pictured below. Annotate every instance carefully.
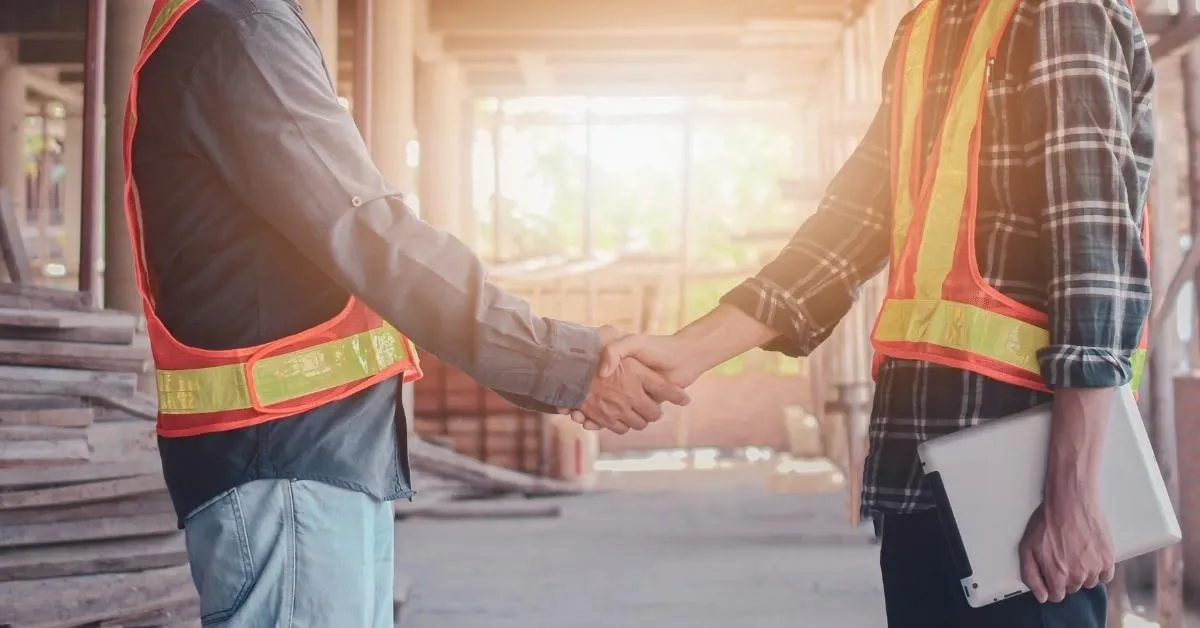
[1024,0,1154,389]
[180,10,598,409]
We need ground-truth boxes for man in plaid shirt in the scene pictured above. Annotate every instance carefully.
[595,0,1154,625]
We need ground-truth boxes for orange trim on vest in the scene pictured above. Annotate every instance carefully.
[869,0,1149,392]
[126,0,422,438]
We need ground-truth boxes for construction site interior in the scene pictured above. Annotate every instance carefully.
[0,0,1199,626]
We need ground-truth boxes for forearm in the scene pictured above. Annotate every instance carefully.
[1045,387,1114,509]
[328,199,600,408]
[672,304,779,379]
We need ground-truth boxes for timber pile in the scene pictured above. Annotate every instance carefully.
[0,283,197,628]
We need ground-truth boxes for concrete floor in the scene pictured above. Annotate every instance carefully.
[396,461,887,628]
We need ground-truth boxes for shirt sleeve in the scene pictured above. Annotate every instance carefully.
[180,10,599,409]
[718,31,901,357]
[1024,0,1154,389]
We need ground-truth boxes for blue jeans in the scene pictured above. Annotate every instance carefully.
[183,479,395,627]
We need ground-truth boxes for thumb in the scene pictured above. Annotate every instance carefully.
[599,335,641,378]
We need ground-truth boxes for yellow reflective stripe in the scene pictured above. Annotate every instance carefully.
[142,0,190,51]
[156,324,413,414]
[891,0,939,265]
[877,298,1148,388]
[875,299,1046,374]
[911,0,1018,299]
[1131,347,1146,391]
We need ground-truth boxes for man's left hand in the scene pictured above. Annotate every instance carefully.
[1018,386,1118,604]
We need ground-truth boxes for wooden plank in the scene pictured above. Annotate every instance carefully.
[0,337,150,372]
[409,437,583,496]
[0,425,87,441]
[0,438,90,465]
[0,474,165,510]
[0,490,172,525]
[0,191,31,284]
[89,392,157,421]
[98,596,199,628]
[0,458,161,491]
[0,406,94,427]
[87,421,158,462]
[0,564,195,628]
[0,512,177,549]
[0,405,93,429]
[0,307,135,331]
[0,282,94,311]
[395,499,561,520]
[0,366,137,398]
[0,323,137,345]
[0,394,89,412]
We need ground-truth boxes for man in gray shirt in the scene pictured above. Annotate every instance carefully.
[128,0,683,624]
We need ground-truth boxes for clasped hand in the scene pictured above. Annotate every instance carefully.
[566,328,700,434]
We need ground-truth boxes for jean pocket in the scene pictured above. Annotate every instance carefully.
[183,488,256,626]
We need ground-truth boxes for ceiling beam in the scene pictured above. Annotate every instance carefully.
[0,0,86,37]
[443,30,841,56]
[17,37,83,65]
[23,69,81,105]
[431,0,850,33]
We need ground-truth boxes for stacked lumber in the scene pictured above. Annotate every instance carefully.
[412,354,554,475]
[0,284,197,628]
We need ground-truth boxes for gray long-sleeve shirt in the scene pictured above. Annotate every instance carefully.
[135,0,599,522]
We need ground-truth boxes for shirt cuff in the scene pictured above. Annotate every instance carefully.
[527,320,601,410]
[719,281,809,358]
[1036,345,1132,389]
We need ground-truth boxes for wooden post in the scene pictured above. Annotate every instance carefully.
[79,0,106,303]
[1183,0,1200,367]
[1151,108,1185,628]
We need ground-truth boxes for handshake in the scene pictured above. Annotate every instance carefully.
[563,326,699,434]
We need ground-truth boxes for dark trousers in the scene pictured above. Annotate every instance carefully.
[880,508,1108,628]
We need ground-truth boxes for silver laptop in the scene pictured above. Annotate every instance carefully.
[917,385,1181,608]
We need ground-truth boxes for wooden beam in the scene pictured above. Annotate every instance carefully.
[0,0,86,36]
[1141,12,1176,36]
[432,0,848,33]
[17,37,83,65]
[1150,15,1200,63]
[22,68,81,105]
[444,30,842,56]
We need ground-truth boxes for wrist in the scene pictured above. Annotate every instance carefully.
[674,304,776,374]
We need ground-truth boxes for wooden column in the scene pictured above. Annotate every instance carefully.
[416,60,464,234]
[104,0,152,313]
[300,0,339,81]
[0,41,25,232]
[1155,65,1186,628]
[370,0,416,191]
[62,106,83,276]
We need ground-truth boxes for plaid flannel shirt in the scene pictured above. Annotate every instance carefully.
[721,0,1155,515]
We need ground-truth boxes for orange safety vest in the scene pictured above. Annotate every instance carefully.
[869,0,1149,392]
[125,0,422,438]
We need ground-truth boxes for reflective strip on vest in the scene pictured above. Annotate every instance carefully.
[890,1,937,267]
[875,299,1046,376]
[157,323,413,414]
